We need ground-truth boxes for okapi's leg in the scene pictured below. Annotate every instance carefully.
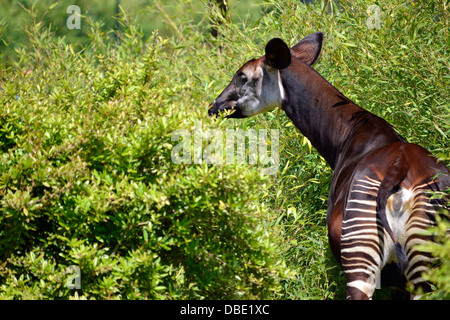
[404,247,434,300]
[401,188,438,299]
[341,175,384,300]
[345,267,379,300]
[341,231,384,300]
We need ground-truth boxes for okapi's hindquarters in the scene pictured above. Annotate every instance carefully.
[341,144,449,300]
[342,180,437,299]
[397,183,440,298]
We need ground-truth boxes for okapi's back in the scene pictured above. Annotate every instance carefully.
[359,142,449,190]
[402,143,450,191]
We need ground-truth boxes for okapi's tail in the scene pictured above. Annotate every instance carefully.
[376,153,409,274]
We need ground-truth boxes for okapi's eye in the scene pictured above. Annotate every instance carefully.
[240,75,248,85]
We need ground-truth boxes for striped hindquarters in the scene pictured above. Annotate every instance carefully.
[341,176,444,299]
[402,181,447,294]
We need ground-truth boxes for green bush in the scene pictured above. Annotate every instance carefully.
[0,11,292,299]
[419,209,450,300]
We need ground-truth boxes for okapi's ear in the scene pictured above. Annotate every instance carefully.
[291,32,323,66]
[265,38,291,70]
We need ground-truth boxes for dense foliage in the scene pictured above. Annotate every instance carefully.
[0,8,292,299]
[0,0,448,299]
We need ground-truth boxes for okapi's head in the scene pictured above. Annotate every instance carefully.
[208,32,323,118]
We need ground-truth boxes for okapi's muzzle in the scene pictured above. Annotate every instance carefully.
[208,74,247,118]
[207,102,245,118]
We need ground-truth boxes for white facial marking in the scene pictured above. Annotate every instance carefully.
[278,70,286,101]
[237,65,284,117]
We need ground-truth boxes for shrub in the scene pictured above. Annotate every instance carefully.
[0,12,292,299]
[419,209,450,300]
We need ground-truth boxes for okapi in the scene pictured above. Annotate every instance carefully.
[208,32,449,299]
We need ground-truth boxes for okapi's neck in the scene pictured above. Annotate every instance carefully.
[280,59,403,170]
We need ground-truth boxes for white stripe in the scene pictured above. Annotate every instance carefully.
[404,238,430,255]
[412,181,440,191]
[344,268,373,275]
[340,238,382,248]
[406,254,433,270]
[342,217,378,224]
[362,176,381,186]
[341,223,377,230]
[410,208,437,215]
[421,202,446,208]
[351,189,378,196]
[341,232,380,242]
[415,201,433,207]
[346,280,377,298]
[277,70,286,101]
[348,199,377,206]
[412,182,429,190]
[406,217,434,228]
[353,184,379,191]
[341,247,381,261]
[346,208,377,214]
